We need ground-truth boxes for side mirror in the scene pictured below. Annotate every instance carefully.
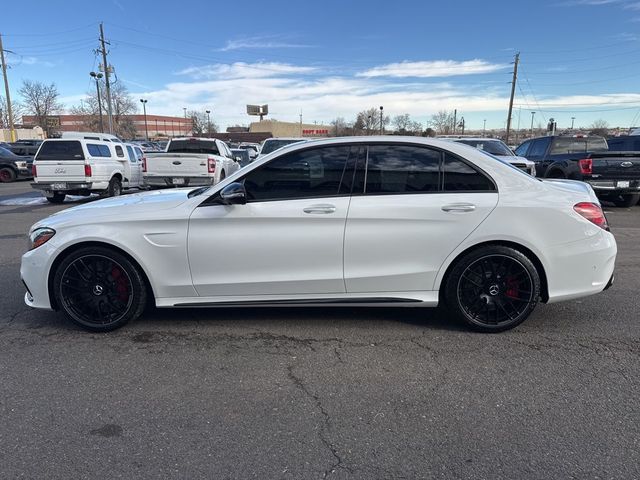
[220,182,247,205]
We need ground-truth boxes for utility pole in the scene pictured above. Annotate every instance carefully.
[0,34,16,141]
[505,52,520,144]
[98,23,114,134]
[453,109,457,135]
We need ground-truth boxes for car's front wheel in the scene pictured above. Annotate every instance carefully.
[53,246,147,331]
[0,167,16,183]
[444,245,541,332]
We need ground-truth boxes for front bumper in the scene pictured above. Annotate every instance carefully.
[20,241,60,310]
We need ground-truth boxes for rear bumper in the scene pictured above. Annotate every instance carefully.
[144,176,215,187]
[588,179,640,192]
[32,181,93,192]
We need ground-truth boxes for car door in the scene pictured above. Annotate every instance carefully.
[187,144,355,297]
[526,138,552,175]
[126,145,141,186]
[344,143,499,293]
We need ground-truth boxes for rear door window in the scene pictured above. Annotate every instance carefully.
[359,144,441,194]
[35,141,85,161]
[442,153,496,192]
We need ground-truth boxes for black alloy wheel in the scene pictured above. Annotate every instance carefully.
[0,167,16,183]
[445,246,541,332]
[53,247,147,331]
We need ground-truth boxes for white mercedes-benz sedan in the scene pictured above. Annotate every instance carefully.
[21,137,617,333]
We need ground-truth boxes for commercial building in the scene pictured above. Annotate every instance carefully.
[249,119,332,138]
[22,114,193,138]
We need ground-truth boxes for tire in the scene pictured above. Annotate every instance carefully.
[611,193,640,208]
[107,177,122,197]
[545,169,565,179]
[444,245,541,332]
[46,192,66,204]
[52,246,147,332]
[0,167,16,183]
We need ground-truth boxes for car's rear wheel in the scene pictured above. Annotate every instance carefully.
[46,192,66,204]
[107,177,122,197]
[444,245,541,332]
[53,246,147,331]
[611,193,639,208]
[0,167,16,183]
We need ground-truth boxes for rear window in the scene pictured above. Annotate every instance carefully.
[457,139,513,156]
[261,139,304,155]
[87,144,112,157]
[35,141,85,161]
[167,139,219,155]
[550,137,608,154]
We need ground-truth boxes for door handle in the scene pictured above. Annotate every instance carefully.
[441,203,476,213]
[303,204,336,214]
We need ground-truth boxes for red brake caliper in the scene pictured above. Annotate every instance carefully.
[506,276,519,299]
[111,267,129,302]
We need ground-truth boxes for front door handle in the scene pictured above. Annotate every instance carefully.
[303,204,336,214]
[441,203,476,213]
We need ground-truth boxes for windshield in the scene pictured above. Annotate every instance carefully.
[261,139,304,155]
[458,139,513,156]
[0,146,17,157]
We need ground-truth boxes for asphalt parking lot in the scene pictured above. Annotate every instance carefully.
[1,181,639,479]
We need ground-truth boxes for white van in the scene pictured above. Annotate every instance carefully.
[31,139,144,203]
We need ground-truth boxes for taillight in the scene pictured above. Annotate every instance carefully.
[207,156,216,173]
[84,164,92,177]
[574,202,609,231]
[578,158,592,175]
[32,164,37,177]
[142,156,147,172]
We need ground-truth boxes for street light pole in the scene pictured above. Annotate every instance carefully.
[483,119,487,137]
[571,117,576,129]
[530,111,536,137]
[90,71,104,133]
[367,115,371,135]
[379,106,384,135]
[206,110,211,137]
[140,99,148,140]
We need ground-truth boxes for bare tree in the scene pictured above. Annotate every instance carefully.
[19,80,62,136]
[355,107,390,135]
[589,119,609,137]
[392,113,422,135]
[330,116,351,136]
[429,110,455,135]
[0,96,25,127]
[77,81,138,138]
[188,110,218,135]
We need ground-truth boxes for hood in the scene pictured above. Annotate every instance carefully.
[32,188,193,231]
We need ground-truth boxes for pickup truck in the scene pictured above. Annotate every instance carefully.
[31,139,144,203]
[0,145,33,182]
[142,138,240,188]
[515,135,640,207]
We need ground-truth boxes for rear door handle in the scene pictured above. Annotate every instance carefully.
[303,204,336,214]
[441,203,476,213]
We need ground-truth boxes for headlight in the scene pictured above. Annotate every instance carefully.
[28,227,56,251]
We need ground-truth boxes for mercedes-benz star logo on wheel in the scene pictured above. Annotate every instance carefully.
[489,284,500,296]
[92,285,104,296]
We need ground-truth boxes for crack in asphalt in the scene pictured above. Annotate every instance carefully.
[286,364,352,478]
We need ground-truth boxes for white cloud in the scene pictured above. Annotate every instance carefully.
[357,60,508,78]
[20,56,55,68]
[176,62,318,80]
[218,36,311,52]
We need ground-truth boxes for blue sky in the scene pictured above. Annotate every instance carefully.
[3,0,640,131]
